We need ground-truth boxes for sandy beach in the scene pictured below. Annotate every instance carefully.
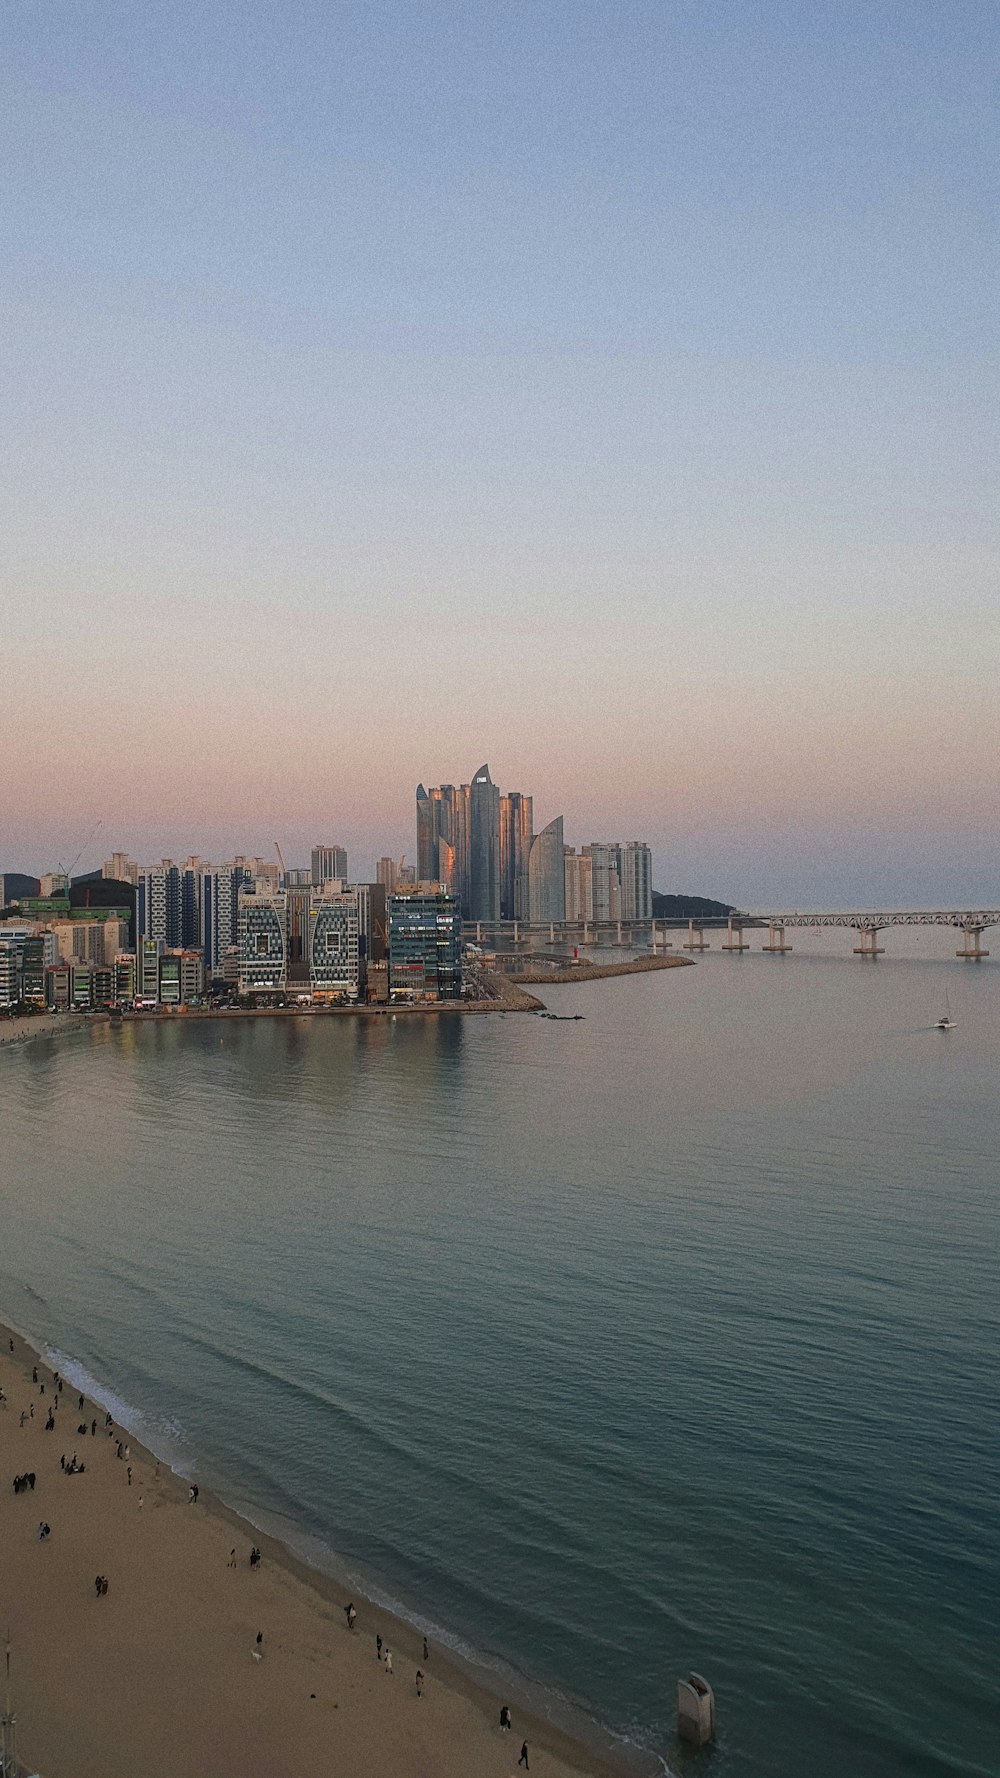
[0,1324,624,1778]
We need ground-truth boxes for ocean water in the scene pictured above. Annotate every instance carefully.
[0,930,997,1778]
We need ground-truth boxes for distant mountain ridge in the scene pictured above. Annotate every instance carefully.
[651,892,735,919]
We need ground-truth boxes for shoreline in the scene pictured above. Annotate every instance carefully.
[0,1315,656,1778]
[0,1012,96,1048]
[0,955,694,1049]
[509,954,694,986]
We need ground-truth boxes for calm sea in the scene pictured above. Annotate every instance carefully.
[1,929,997,1778]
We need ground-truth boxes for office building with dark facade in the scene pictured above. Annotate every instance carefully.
[387,890,461,1001]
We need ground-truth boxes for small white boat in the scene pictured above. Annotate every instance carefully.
[935,1015,956,1030]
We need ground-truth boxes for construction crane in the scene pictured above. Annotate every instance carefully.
[56,817,103,883]
[274,841,287,887]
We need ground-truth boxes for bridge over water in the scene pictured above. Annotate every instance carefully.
[466,910,999,960]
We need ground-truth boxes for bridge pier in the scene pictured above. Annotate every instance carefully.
[476,922,482,943]
[722,917,749,952]
[957,924,989,960]
[513,921,519,943]
[684,920,709,951]
[762,922,791,953]
[853,927,885,959]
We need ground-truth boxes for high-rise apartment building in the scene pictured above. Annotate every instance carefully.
[102,854,138,886]
[417,782,471,911]
[181,860,204,948]
[137,864,181,948]
[499,791,533,919]
[585,844,622,922]
[311,845,348,886]
[527,818,566,923]
[563,849,594,921]
[198,866,241,976]
[376,857,398,893]
[619,842,653,920]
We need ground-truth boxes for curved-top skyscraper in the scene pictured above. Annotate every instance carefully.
[527,816,566,923]
[468,764,500,922]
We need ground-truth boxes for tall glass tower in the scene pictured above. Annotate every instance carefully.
[468,764,500,922]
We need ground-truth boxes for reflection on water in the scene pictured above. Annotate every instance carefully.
[0,930,997,1778]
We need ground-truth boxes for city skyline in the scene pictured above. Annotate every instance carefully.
[3,776,997,911]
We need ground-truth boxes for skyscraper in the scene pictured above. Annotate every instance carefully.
[563,848,593,920]
[416,782,470,911]
[527,817,566,922]
[499,791,533,919]
[415,785,437,881]
[585,844,622,922]
[468,764,500,922]
[619,842,653,920]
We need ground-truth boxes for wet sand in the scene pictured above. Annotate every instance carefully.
[0,1323,627,1778]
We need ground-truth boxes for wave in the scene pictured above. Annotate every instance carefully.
[28,1334,671,1778]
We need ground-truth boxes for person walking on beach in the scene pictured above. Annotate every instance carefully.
[252,1632,263,1662]
[189,1484,199,1504]
[127,1466,132,1486]
[415,1668,424,1698]
[376,1634,382,1662]
[500,1705,511,1733]
[423,1635,429,1662]
[228,1548,237,1568]
[519,1740,529,1769]
[383,1648,393,1676]
[344,1602,356,1630]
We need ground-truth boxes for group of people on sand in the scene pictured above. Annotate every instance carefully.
[7,1346,541,1772]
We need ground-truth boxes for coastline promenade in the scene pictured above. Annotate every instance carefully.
[0,1326,627,1778]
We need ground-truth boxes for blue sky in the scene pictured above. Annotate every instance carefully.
[2,2,998,900]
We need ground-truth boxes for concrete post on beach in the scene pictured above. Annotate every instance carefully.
[676,1672,715,1746]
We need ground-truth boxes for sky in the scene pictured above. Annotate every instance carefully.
[1,1,998,905]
